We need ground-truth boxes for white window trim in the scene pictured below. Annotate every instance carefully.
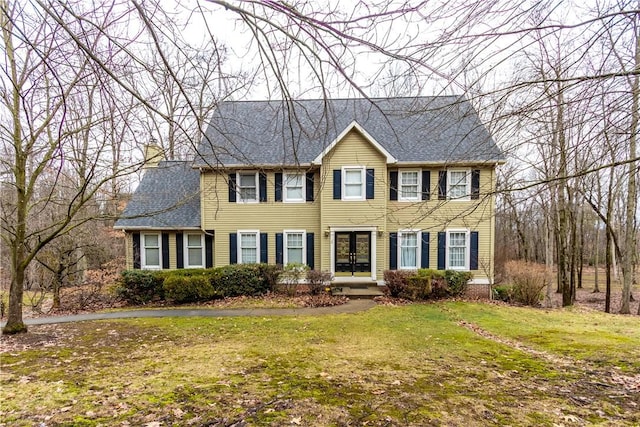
[184,233,205,268]
[141,232,161,270]
[283,172,305,203]
[237,230,260,264]
[447,169,471,201]
[446,229,470,270]
[398,229,421,270]
[283,229,307,266]
[341,166,366,201]
[236,171,259,204]
[399,170,421,202]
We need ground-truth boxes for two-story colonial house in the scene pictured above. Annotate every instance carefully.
[115,97,505,289]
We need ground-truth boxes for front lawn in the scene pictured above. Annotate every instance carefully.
[1,302,638,426]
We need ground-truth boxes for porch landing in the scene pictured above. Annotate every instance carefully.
[331,284,385,299]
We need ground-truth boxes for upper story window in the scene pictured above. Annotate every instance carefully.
[238,230,259,264]
[185,233,204,268]
[142,233,161,269]
[399,171,420,201]
[448,170,470,200]
[284,173,304,202]
[343,166,365,200]
[447,230,469,270]
[237,172,258,203]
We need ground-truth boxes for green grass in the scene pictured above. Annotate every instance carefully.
[1,302,638,426]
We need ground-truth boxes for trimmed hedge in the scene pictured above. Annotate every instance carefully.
[116,264,279,305]
[383,269,472,301]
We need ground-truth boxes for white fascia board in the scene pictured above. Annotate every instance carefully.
[312,121,397,165]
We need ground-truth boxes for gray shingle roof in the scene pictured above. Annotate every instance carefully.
[195,96,504,167]
[114,161,200,229]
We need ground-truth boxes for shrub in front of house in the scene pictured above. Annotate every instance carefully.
[492,284,513,302]
[504,260,549,306]
[214,264,271,297]
[383,269,472,301]
[163,274,217,303]
[306,269,333,295]
[257,263,283,292]
[116,270,165,304]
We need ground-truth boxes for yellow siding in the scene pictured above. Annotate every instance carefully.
[319,129,387,279]
[168,233,177,269]
[201,171,320,267]
[124,232,133,270]
[387,167,496,281]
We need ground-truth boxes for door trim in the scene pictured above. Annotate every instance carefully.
[329,226,378,281]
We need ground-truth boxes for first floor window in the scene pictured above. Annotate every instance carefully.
[237,172,258,202]
[285,231,305,265]
[239,231,259,264]
[448,170,469,200]
[186,233,204,267]
[284,173,304,202]
[447,230,468,269]
[399,231,419,269]
[399,171,419,201]
[142,233,160,269]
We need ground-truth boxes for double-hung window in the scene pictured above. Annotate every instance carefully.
[284,173,304,202]
[448,170,470,200]
[237,172,258,202]
[343,166,365,200]
[238,230,259,264]
[399,171,420,201]
[398,230,420,269]
[185,233,204,268]
[447,230,469,270]
[284,230,306,265]
[142,233,161,269]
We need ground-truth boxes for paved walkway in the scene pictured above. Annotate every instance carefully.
[5,299,377,326]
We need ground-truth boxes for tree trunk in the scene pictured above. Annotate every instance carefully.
[605,228,612,313]
[620,19,639,314]
[593,221,600,293]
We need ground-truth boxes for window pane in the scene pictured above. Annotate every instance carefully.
[287,248,303,264]
[145,248,160,266]
[401,172,418,185]
[286,187,303,200]
[241,248,257,263]
[345,169,362,184]
[287,233,303,247]
[285,174,303,186]
[449,247,465,267]
[188,248,202,266]
[400,232,418,268]
[187,234,201,246]
[239,174,256,186]
[450,232,466,246]
[240,188,257,200]
[449,171,468,198]
[144,234,158,247]
[241,233,256,247]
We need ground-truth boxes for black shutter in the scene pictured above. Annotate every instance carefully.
[389,232,398,270]
[276,233,284,265]
[229,233,237,264]
[438,171,447,200]
[275,172,283,202]
[333,169,341,199]
[228,173,237,203]
[471,170,480,200]
[422,170,431,200]
[421,232,430,269]
[306,233,315,269]
[259,172,267,202]
[132,232,141,269]
[470,231,479,270]
[205,231,214,268]
[437,232,446,270]
[390,171,398,201]
[306,172,314,202]
[366,169,375,199]
[260,233,268,263]
[161,233,170,269]
[176,232,184,269]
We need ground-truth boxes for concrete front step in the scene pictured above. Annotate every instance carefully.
[331,285,385,298]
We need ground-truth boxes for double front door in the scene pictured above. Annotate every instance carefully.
[335,231,371,276]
